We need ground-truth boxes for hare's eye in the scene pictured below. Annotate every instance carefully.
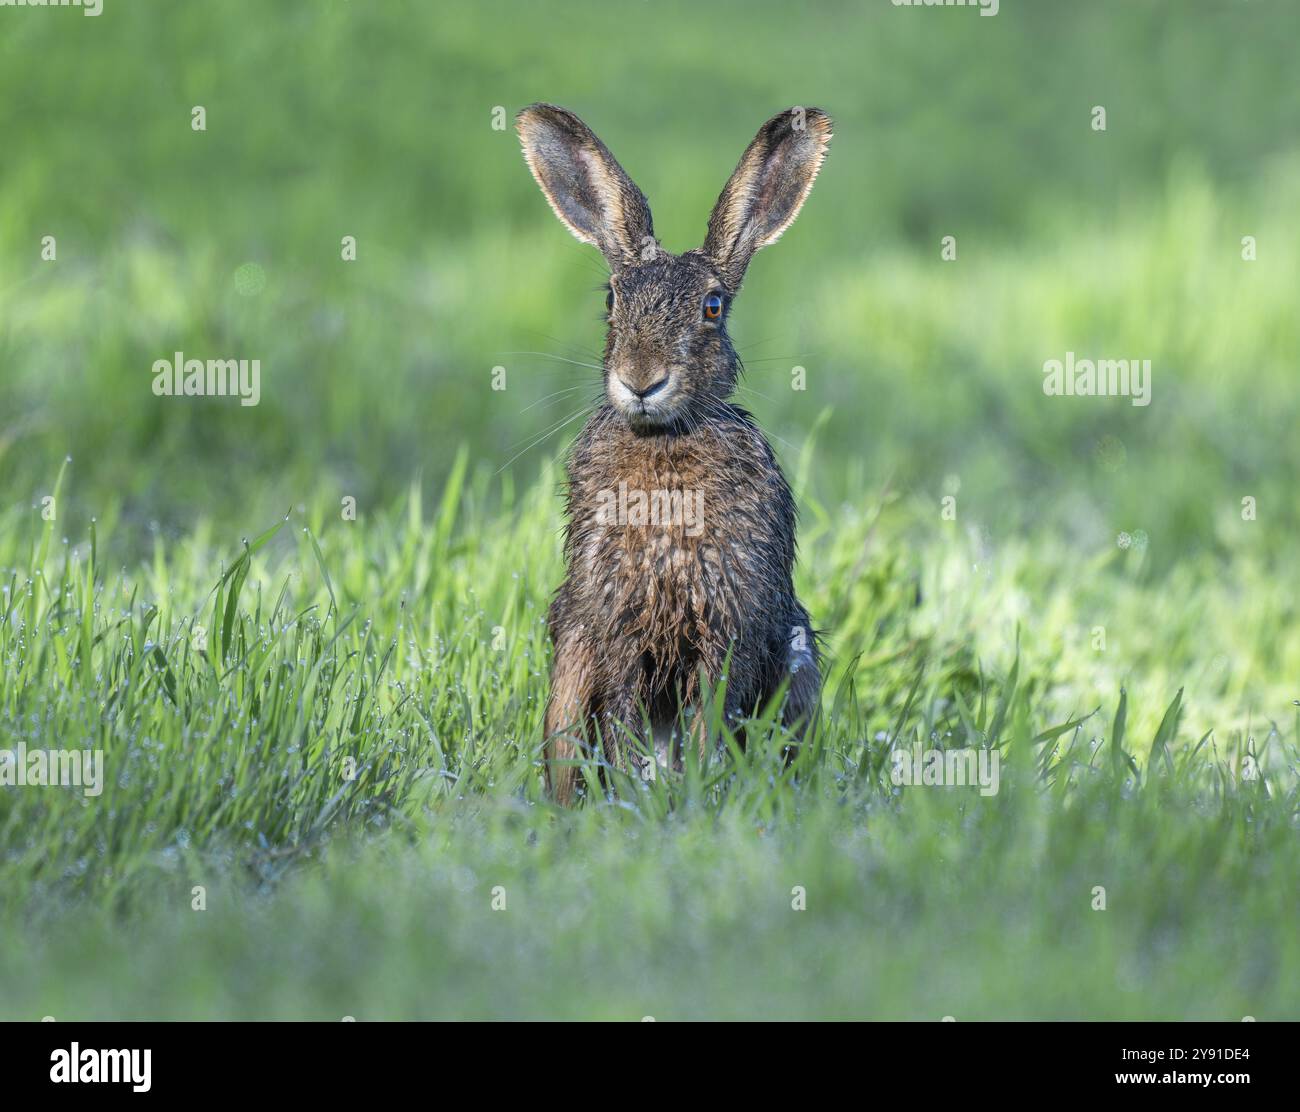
[703,293,724,320]
[605,289,615,313]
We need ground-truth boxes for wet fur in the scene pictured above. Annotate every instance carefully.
[519,104,830,803]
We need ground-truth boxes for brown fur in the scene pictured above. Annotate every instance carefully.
[521,104,831,800]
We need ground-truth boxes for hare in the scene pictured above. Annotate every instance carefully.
[517,103,830,804]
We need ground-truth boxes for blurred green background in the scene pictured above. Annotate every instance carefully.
[3,0,1297,564]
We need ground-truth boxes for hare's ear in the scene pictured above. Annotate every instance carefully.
[516,104,655,269]
[702,107,832,288]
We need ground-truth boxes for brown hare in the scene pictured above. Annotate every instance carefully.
[517,103,830,803]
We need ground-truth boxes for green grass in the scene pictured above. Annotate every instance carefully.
[1,454,1296,1019]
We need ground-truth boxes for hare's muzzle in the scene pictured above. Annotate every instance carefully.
[608,365,677,428]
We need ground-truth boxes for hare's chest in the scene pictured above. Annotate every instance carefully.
[572,456,765,605]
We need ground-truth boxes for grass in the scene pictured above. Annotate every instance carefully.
[1,453,1296,1019]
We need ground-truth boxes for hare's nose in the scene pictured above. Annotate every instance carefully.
[629,375,670,400]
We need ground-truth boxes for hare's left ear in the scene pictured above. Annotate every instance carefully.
[702,107,832,288]
[516,103,655,269]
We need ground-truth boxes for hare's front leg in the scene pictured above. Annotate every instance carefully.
[598,666,657,783]
[543,637,597,805]
[677,639,749,765]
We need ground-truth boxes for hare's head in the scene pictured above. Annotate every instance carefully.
[517,104,831,433]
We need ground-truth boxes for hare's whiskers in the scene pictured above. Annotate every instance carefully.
[495,400,598,475]
[520,384,592,413]
[496,351,604,372]
[516,328,605,363]
[734,334,791,354]
[734,354,813,366]
[734,383,780,405]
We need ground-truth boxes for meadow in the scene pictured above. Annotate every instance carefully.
[1,0,1298,1019]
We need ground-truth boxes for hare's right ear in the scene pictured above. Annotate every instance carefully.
[516,104,655,269]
